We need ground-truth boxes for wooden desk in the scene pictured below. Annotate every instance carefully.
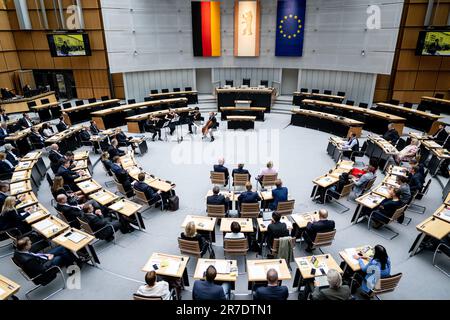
[16,192,38,209]
[247,259,291,289]
[293,91,345,105]
[294,254,343,283]
[148,91,198,105]
[31,101,61,122]
[389,166,408,177]
[11,169,31,183]
[10,180,32,195]
[291,109,363,138]
[433,204,450,223]
[291,211,320,229]
[220,218,254,233]
[0,91,57,114]
[109,199,145,230]
[32,216,69,239]
[53,228,95,252]
[351,193,385,224]
[15,160,36,172]
[372,184,392,198]
[24,204,51,224]
[313,174,339,188]
[0,275,20,300]
[216,87,276,111]
[77,179,102,195]
[181,215,216,232]
[21,151,42,161]
[62,99,120,125]
[409,215,450,257]
[375,102,443,134]
[147,178,173,193]
[339,245,373,272]
[420,96,450,114]
[257,216,292,233]
[120,154,138,170]
[220,107,266,121]
[194,259,238,283]
[74,150,90,161]
[89,189,119,206]
[226,116,256,130]
[125,106,194,133]
[142,252,189,281]
[91,98,188,130]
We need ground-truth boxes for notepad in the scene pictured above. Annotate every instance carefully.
[97,194,112,203]
[252,264,280,279]
[66,232,87,243]
[34,219,53,230]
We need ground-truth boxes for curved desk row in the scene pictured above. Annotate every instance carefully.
[419,96,450,115]
[0,92,57,114]
[62,99,120,126]
[293,92,345,105]
[126,106,194,133]
[300,99,406,135]
[148,90,198,105]
[291,109,363,138]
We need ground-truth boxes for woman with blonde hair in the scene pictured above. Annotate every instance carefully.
[180,221,209,257]
[0,196,31,234]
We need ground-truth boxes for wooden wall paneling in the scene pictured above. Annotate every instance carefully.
[83,10,102,30]
[93,88,110,99]
[0,32,17,50]
[13,32,34,50]
[0,11,10,30]
[394,71,417,90]
[70,56,90,69]
[18,51,37,69]
[401,28,422,49]
[0,71,15,88]
[405,4,427,26]
[419,56,442,71]
[88,51,107,69]
[436,72,450,91]
[4,51,20,70]
[88,31,105,50]
[414,71,438,90]
[0,53,6,71]
[35,51,54,69]
[74,70,93,88]
[90,70,109,88]
[53,57,72,69]
[76,87,94,99]
[31,31,49,50]
[397,50,420,70]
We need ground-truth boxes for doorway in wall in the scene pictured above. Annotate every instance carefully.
[281,68,299,96]
[33,70,76,100]
[195,68,213,94]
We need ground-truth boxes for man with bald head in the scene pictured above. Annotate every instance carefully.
[49,143,64,173]
[303,209,335,252]
[55,194,83,228]
[213,157,229,186]
[254,269,288,300]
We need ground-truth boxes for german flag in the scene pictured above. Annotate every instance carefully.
[191,1,221,57]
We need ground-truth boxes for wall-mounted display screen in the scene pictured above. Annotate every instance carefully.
[47,33,92,57]
[416,30,450,56]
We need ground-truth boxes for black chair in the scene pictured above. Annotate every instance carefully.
[127,99,136,104]
[161,89,169,93]
[395,138,407,151]
[27,101,37,108]
[337,91,346,97]
[185,87,193,91]
[390,99,400,105]
[359,102,369,109]
[173,88,181,92]
[346,100,355,106]
[260,80,269,87]
[435,93,445,99]
[88,98,96,104]
[62,102,72,109]
[225,80,234,87]
[150,89,158,94]
[242,78,250,86]
[351,141,368,166]
[324,90,332,95]
[144,97,152,102]
[75,100,84,106]
[300,88,308,93]
[403,102,413,109]
[311,89,320,94]
[40,99,50,104]
[101,96,109,101]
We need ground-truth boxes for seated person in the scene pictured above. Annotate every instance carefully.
[18,113,34,129]
[111,156,134,198]
[133,172,163,206]
[136,271,171,300]
[409,165,424,195]
[266,211,289,248]
[352,245,391,296]
[383,123,400,144]
[180,221,208,257]
[237,182,261,213]
[192,265,229,300]
[0,196,31,234]
[79,127,91,142]
[397,175,411,205]
[317,172,350,204]
[207,186,230,214]
[213,157,229,186]
[14,236,77,279]
[341,132,359,160]
[57,159,84,192]
[51,176,84,205]
[0,152,14,179]
[408,159,425,184]
[145,115,162,141]
[56,116,68,132]
[367,188,403,227]
[395,139,420,164]
[89,120,100,135]
[29,127,46,149]
[40,123,54,138]
[4,144,19,166]
[0,122,9,146]
[256,161,277,186]
[108,139,126,159]
[224,221,245,239]
[49,144,65,174]
[0,108,9,122]
[431,123,448,145]
[101,152,113,174]
[55,194,83,228]
[350,165,377,200]
[232,163,251,181]
[311,269,351,301]
[303,209,335,252]
[116,128,134,149]
[269,179,288,211]
[254,269,288,300]
[81,203,123,242]
[188,107,204,134]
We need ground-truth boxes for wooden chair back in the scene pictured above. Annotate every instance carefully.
[271,237,296,255]
[210,171,226,186]
[233,173,249,187]
[133,294,162,301]
[77,218,95,236]
[261,174,278,188]
[240,202,260,219]
[178,238,201,257]
[276,200,295,216]
[312,230,336,248]
[134,189,148,204]
[223,238,248,256]
[389,205,407,224]
[207,204,226,218]
[370,273,403,297]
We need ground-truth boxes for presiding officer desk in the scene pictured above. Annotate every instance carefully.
[220,107,266,121]
[91,98,188,130]
[375,102,443,134]
[62,99,120,125]
[293,91,345,105]
[215,87,276,112]
[291,108,363,138]
[301,99,406,135]
[0,91,57,114]
[148,90,198,105]
[126,106,194,133]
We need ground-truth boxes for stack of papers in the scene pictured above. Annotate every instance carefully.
[34,219,54,230]
[66,232,87,243]
[252,264,280,279]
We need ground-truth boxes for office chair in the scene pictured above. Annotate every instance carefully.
[62,102,72,109]
[337,91,346,97]
[101,96,109,101]
[144,97,152,102]
[324,90,332,95]
[173,88,181,92]
[27,101,37,108]
[225,80,234,87]
[346,100,355,106]
[150,89,158,94]
[161,89,169,93]
[311,89,320,94]
[403,102,413,109]
[242,78,251,87]
[300,88,308,93]
[185,87,193,91]
[75,100,84,106]
[390,99,400,105]
[88,98,96,103]
[127,99,136,104]
[359,102,369,109]
[435,93,444,99]
[40,98,50,104]
[260,80,269,87]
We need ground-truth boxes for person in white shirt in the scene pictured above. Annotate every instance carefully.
[256,161,277,186]
[41,123,54,138]
[136,271,171,300]
[225,221,245,239]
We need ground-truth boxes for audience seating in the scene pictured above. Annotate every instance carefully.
[300,88,308,93]
[346,100,355,106]
[173,88,181,92]
[150,90,158,94]
[367,205,407,240]
[233,173,250,190]
[358,102,369,109]
[311,89,320,94]
[242,78,251,87]
[390,99,400,105]
[207,204,226,218]
[260,173,278,190]
[337,91,346,97]
[434,93,444,99]
[240,202,260,219]
[127,99,136,104]
[304,230,336,254]
[325,182,354,213]
[223,238,249,273]
[161,89,169,93]
[185,87,192,91]
[78,217,116,245]
[260,80,269,87]
[101,96,110,101]
[324,90,332,95]
[275,200,295,216]
[88,98,96,104]
[75,100,84,106]
[225,80,234,87]
[403,102,413,108]
[210,171,227,189]
[351,273,403,300]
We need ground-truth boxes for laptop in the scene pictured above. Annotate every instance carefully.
[263,211,272,221]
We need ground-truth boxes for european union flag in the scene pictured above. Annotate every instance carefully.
[275,0,306,57]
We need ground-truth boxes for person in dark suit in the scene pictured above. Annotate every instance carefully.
[383,123,400,144]
[0,108,9,123]
[192,265,229,300]
[56,116,68,132]
[89,120,100,135]
[232,163,251,181]
[409,166,424,195]
[108,139,125,159]
[303,209,335,252]
[79,127,91,142]
[49,144,65,174]
[237,182,261,213]
[0,152,14,179]
[4,144,19,166]
[312,269,351,300]
[269,179,288,210]
[57,159,83,192]
[408,159,426,184]
[18,113,34,129]
[188,107,203,134]
[0,122,9,146]
[213,158,229,186]
[29,127,45,149]
[133,172,163,206]
[110,156,134,197]
[206,186,230,214]
[432,124,448,146]
[13,236,77,280]
[254,269,289,300]
[81,203,123,242]
[55,194,83,228]
[368,188,403,228]
[266,211,290,248]
[115,128,134,150]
